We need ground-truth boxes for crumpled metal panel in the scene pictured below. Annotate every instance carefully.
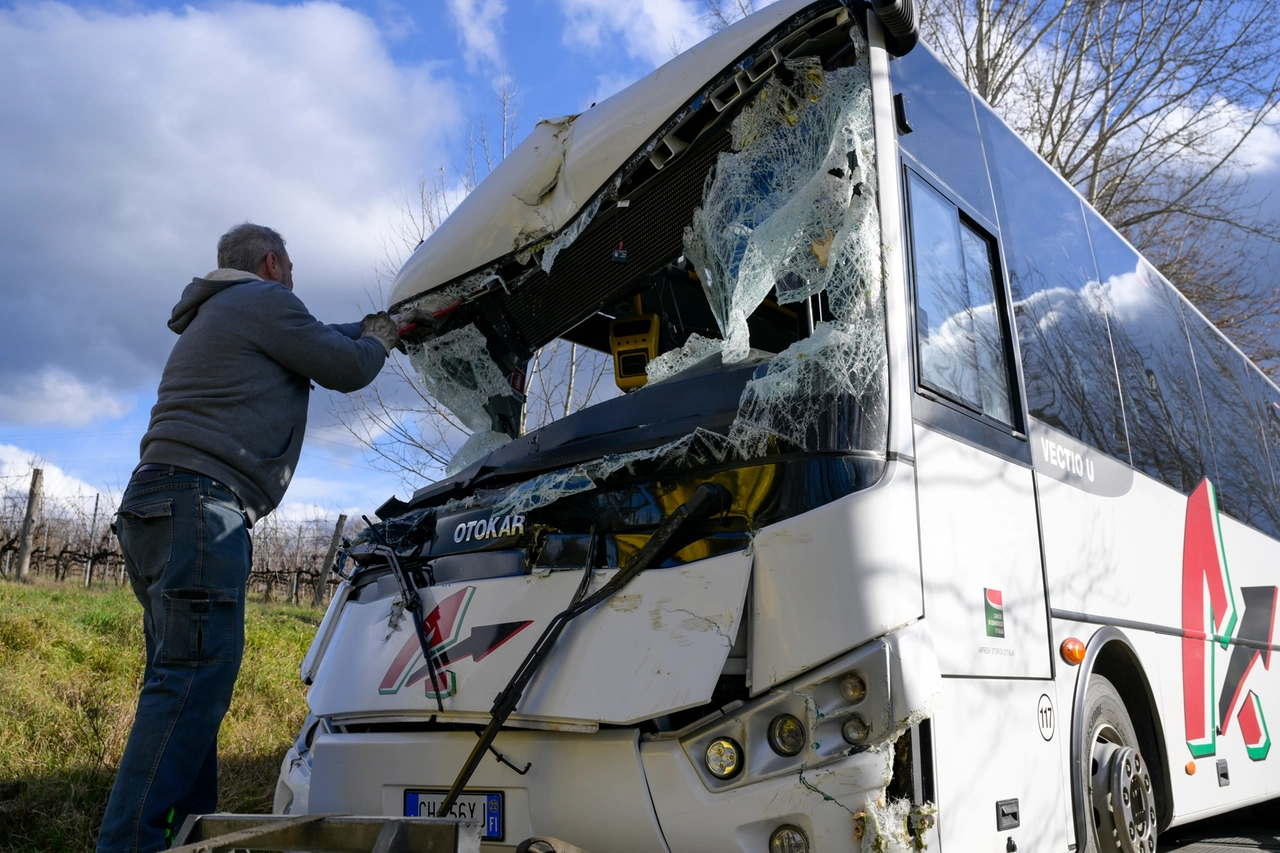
[387,0,816,309]
[308,549,752,725]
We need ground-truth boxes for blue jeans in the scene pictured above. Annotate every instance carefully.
[97,470,251,853]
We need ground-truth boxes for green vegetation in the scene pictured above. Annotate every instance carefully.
[0,579,321,852]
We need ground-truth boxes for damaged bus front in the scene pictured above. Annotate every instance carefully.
[278,3,945,850]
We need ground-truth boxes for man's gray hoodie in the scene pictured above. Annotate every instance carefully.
[139,269,387,523]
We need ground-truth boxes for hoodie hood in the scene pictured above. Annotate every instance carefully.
[169,268,262,333]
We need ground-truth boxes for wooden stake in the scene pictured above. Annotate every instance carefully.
[14,469,42,584]
[84,493,100,589]
[312,514,347,608]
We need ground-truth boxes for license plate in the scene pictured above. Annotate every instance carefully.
[403,789,504,840]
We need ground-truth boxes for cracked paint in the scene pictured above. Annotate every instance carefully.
[383,597,406,641]
[797,767,861,818]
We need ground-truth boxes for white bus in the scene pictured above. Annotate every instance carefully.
[275,2,1280,851]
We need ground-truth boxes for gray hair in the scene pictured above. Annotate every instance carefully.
[217,223,286,274]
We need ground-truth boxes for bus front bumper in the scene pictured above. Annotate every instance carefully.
[280,726,897,853]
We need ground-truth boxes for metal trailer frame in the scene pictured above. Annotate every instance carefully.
[169,813,481,853]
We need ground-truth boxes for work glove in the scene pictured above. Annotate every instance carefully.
[392,306,439,352]
[360,311,399,355]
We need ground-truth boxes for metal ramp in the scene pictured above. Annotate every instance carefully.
[1162,799,1280,853]
[1166,834,1280,853]
[169,813,480,853]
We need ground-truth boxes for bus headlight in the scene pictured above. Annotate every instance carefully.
[767,714,806,756]
[769,825,809,853]
[838,673,867,704]
[705,737,743,779]
[841,714,870,745]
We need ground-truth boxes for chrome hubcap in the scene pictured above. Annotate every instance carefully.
[1091,738,1155,853]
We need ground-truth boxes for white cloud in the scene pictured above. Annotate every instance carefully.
[447,0,506,69]
[0,367,133,427]
[558,0,709,69]
[0,1,460,420]
[274,470,407,521]
[1240,110,1280,174]
[0,443,117,504]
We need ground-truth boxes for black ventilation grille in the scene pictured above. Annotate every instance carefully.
[497,132,732,351]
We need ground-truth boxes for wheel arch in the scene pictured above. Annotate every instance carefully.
[1069,626,1174,849]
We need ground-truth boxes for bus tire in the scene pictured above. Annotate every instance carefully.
[1080,675,1157,853]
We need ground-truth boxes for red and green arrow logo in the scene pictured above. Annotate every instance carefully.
[1181,479,1276,761]
[378,586,532,699]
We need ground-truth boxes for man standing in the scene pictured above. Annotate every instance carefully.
[97,224,400,853]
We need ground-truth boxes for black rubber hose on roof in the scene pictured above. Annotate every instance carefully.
[862,0,919,56]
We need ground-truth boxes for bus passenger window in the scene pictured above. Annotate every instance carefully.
[979,107,1128,461]
[908,173,1014,425]
[1184,310,1276,532]
[1087,212,1212,493]
[1263,386,1280,539]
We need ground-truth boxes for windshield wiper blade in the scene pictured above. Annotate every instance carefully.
[361,516,446,714]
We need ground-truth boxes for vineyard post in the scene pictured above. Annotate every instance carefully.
[14,469,43,583]
[312,514,347,608]
[83,493,100,589]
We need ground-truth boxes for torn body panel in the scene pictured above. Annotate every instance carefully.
[307,550,752,725]
[386,0,826,309]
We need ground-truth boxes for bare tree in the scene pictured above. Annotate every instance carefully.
[375,69,520,282]
[0,466,125,586]
[919,0,1280,375]
[332,75,615,486]
[702,0,756,31]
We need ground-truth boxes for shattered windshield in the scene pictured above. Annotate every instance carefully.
[396,17,886,513]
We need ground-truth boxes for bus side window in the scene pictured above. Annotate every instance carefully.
[1087,211,1213,494]
[978,106,1129,461]
[1263,386,1280,539]
[907,172,1014,426]
[1184,313,1279,534]
[890,46,997,224]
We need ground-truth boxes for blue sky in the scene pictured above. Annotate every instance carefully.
[0,0,729,518]
[1,0,1276,521]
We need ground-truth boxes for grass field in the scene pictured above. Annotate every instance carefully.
[0,579,322,852]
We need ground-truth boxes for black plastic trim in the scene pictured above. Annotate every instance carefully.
[912,392,1032,467]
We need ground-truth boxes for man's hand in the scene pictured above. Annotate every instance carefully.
[394,306,438,337]
[360,311,400,354]
[392,306,442,352]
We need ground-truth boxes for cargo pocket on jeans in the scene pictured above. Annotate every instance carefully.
[116,498,174,574]
[159,587,238,665]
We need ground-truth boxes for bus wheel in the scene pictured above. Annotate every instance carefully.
[1083,675,1157,853]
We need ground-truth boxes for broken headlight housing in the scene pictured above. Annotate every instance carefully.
[663,636,893,793]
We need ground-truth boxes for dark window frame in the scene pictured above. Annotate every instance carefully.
[902,160,1029,464]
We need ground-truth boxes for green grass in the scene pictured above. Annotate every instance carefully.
[0,579,322,852]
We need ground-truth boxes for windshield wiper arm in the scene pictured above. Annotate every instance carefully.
[437,482,730,814]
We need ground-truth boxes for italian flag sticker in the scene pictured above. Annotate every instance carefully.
[985,589,1005,638]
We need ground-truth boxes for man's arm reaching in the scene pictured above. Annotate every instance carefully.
[248,286,394,392]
